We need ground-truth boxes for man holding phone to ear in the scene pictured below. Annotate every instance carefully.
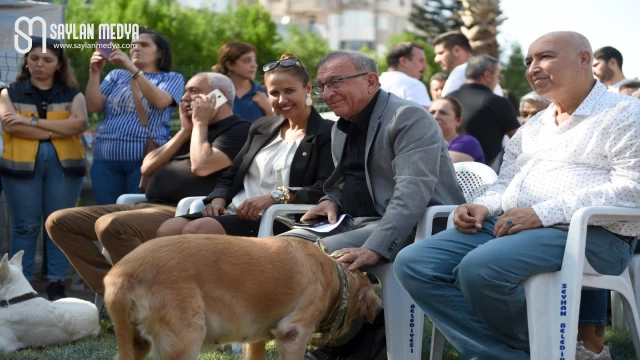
[46,73,251,297]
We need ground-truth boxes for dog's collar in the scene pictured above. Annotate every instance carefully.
[0,292,39,308]
[308,240,351,351]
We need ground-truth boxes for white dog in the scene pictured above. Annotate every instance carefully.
[0,251,101,352]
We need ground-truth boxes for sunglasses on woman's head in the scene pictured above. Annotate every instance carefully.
[263,57,309,80]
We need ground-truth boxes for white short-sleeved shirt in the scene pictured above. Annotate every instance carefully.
[227,134,302,215]
[441,62,504,97]
[379,71,432,107]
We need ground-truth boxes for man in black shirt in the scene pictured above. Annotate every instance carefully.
[45,73,250,296]
[448,54,520,165]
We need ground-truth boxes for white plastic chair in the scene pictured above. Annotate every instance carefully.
[522,207,640,359]
[427,162,498,360]
[611,254,640,331]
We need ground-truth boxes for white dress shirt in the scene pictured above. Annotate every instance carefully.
[607,78,632,93]
[441,62,504,97]
[379,71,432,107]
[227,134,302,215]
[473,81,640,236]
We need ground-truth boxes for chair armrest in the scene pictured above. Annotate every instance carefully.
[116,194,148,205]
[190,199,206,214]
[416,205,459,241]
[258,204,314,237]
[175,196,207,216]
[565,206,640,274]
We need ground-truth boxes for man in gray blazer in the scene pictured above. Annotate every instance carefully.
[281,50,465,360]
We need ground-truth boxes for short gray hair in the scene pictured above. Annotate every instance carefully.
[200,72,236,108]
[465,54,499,81]
[520,91,551,109]
[316,50,378,74]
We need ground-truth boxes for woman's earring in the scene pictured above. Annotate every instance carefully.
[305,93,313,106]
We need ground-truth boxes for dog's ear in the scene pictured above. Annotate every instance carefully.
[0,254,9,284]
[9,250,24,269]
[357,286,380,323]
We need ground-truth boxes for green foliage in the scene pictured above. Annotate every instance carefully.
[275,26,332,81]
[63,0,281,89]
[409,0,462,43]
[500,42,532,98]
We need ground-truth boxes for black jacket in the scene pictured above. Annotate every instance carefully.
[204,107,334,205]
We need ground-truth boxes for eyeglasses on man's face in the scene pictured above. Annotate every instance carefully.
[312,72,369,95]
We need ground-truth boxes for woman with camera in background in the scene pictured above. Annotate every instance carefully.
[85,28,184,205]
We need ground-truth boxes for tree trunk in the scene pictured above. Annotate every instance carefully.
[459,0,505,58]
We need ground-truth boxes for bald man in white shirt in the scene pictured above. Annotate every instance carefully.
[395,31,640,360]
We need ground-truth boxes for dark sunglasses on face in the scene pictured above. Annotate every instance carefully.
[263,57,310,80]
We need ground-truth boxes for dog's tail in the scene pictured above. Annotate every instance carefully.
[104,271,147,360]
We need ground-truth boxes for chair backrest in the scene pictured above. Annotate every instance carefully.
[454,162,498,203]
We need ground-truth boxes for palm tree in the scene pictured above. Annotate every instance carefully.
[459,0,505,58]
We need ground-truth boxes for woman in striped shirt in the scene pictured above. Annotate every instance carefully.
[85,28,184,205]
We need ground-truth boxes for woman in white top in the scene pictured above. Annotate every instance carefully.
[157,53,334,237]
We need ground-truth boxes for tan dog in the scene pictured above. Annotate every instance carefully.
[104,234,380,360]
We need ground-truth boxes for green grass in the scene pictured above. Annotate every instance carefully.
[1,319,636,360]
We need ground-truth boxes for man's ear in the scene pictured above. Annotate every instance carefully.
[451,45,462,58]
[581,51,594,70]
[367,73,380,93]
[483,70,493,85]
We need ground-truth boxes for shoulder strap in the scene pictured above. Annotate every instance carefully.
[131,78,150,127]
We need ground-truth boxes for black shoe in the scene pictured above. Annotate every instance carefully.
[46,280,67,301]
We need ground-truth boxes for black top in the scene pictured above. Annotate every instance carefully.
[336,91,379,218]
[448,83,520,164]
[204,107,335,206]
[145,115,250,206]
[32,86,53,119]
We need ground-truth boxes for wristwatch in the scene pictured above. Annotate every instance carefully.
[270,190,283,204]
[30,115,38,127]
[277,186,293,203]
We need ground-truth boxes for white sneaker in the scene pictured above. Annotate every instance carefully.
[575,341,612,360]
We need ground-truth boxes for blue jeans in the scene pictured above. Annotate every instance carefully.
[394,217,636,360]
[2,141,83,281]
[89,159,142,205]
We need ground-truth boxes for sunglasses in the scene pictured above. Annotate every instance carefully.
[263,57,309,80]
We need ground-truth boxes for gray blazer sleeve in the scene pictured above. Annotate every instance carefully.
[362,105,444,258]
